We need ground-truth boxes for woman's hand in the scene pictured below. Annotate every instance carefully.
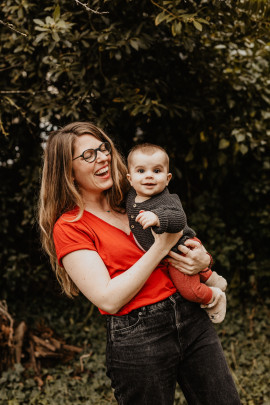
[167,239,210,275]
[152,230,183,255]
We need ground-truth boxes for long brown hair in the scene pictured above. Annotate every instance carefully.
[39,122,129,297]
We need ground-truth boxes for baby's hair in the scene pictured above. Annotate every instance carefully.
[127,143,169,170]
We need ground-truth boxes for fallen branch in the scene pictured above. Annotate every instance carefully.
[0,301,15,372]
[32,335,57,352]
[14,321,27,363]
[0,304,83,374]
[29,331,82,363]
[28,340,39,374]
[62,344,83,353]
[80,351,92,372]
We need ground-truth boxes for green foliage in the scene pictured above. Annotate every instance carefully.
[0,0,269,307]
[0,294,269,404]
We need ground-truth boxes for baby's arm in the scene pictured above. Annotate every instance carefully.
[136,194,187,233]
[150,194,187,234]
[136,210,160,229]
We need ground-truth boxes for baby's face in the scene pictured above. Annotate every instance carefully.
[127,150,172,199]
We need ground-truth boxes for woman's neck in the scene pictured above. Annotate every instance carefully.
[82,192,130,234]
[83,194,111,213]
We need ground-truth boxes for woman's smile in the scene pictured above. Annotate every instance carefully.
[95,165,110,177]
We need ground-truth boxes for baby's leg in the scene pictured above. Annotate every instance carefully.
[168,266,212,305]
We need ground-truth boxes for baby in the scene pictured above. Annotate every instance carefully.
[126,143,227,323]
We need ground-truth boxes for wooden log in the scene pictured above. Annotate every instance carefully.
[0,301,15,372]
[62,344,83,353]
[28,340,39,374]
[31,335,57,352]
[49,337,62,350]
[34,347,62,358]
[0,300,14,347]
[14,321,27,363]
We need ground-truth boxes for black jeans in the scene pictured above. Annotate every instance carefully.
[106,292,241,405]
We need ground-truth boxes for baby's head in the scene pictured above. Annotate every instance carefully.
[127,143,169,170]
[127,143,172,199]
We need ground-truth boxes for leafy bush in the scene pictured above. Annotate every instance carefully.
[0,293,269,405]
[0,0,269,306]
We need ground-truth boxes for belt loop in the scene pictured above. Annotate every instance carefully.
[169,294,176,304]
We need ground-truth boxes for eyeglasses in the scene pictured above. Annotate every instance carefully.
[72,142,111,163]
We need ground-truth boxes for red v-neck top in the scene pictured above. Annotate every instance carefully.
[53,208,177,315]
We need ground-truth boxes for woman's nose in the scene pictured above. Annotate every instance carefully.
[96,150,109,161]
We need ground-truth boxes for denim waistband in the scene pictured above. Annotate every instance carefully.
[127,292,185,316]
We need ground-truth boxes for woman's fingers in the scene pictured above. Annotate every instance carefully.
[183,239,201,249]
[167,253,196,274]
[168,250,189,262]
[167,240,210,275]
[177,244,191,256]
[167,258,195,275]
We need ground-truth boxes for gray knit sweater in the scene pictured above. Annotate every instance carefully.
[126,187,196,253]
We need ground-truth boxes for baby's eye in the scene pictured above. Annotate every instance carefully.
[154,169,161,173]
[137,169,144,173]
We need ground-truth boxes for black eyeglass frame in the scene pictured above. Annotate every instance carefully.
[72,142,111,163]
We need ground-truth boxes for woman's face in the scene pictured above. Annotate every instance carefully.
[72,134,113,197]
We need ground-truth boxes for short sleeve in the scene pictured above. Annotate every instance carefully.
[53,219,97,266]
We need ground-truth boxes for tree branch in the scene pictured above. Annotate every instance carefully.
[0,90,34,94]
[0,20,27,36]
[150,0,178,20]
[73,0,109,14]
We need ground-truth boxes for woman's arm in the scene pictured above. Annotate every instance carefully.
[62,230,182,314]
[167,239,211,275]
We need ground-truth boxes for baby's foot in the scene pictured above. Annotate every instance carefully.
[201,287,227,323]
[206,271,227,292]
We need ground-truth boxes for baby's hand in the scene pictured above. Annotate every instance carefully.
[136,210,160,229]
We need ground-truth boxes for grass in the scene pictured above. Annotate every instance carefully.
[0,290,269,405]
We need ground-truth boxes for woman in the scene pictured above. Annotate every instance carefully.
[39,122,241,405]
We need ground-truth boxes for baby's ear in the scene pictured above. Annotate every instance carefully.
[126,173,132,185]
[167,173,172,184]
